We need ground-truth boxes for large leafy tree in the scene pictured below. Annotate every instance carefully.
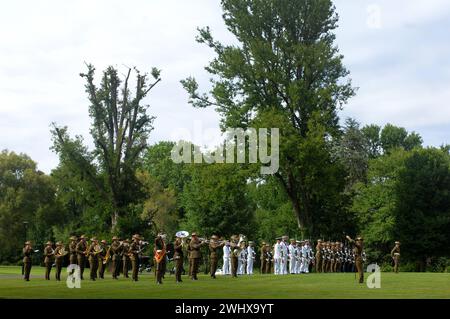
[0,150,61,263]
[51,64,161,232]
[182,0,355,236]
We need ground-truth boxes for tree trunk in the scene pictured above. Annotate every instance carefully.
[111,210,119,233]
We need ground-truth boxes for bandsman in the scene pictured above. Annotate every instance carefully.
[173,235,184,283]
[230,235,239,278]
[122,239,130,278]
[110,236,121,279]
[391,241,401,273]
[98,239,107,279]
[188,232,206,280]
[69,236,78,265]
[75,235,87,280]
[280,236,289,275]
[129,234,141,281]
[209,235,224,279]
[54,241,65,281]
[87,237,99,281]
[23,241,33,281]
[43,241,54,280]
[265,243,273,274]
[154,233,167,284]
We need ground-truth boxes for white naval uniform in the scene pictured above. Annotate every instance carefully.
[295,246,302,274]
[273,243,282,275]
[288,244,297,274]
[223,245,231,275]
[301,244,312,273]
[238,249,246,275]
[281,241,289,274]
[246,246,255,275]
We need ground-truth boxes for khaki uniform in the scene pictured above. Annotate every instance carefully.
[54,246,65,281]
[209,240,224,278]
[349,238,364,283]
[230,241,239,277]
[76,241,87,279]
[110,241,122,279]
[69,241,77,265]
[189,238,202,280]
[23,246,33,281]
[173,239,184,282]
[391,245,401,273]
[86,243,99,280]
[122,244,130,278]
[43,246,54,280]
[265,248,273,274]
[315,243,322,273]
[260,246,267,274]
[97,244,107,279]
[129,241,140,281]
[154,237,166,284]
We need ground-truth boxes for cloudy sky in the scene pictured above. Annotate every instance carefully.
[1,0,449,173]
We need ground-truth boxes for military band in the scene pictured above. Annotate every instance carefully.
[21,232,378,284]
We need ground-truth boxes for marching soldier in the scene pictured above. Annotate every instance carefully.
[43,241,54,280]
[209,235,224,279]
[346,235,364,283]
[189,232,206,280]
[54,242,65,281]
[69,236,78,265]
[122,239,130,278]
[173,236,184,283]
[230,235,239,277]
[315,239,322,273]
[23,241,33,281]
[391,241,401,273]
[154,233,167,284]
[110,236,121,279]
[98,239,107,279]
[76,235,87,280]
[260,242,267,274]
[87,237,99,281]
[129,234,141,281]
[281,236,289,275]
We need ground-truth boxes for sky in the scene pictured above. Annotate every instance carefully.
[1,0,450,173]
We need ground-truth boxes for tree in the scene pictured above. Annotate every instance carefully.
[181,0,355,236]
[0,150,60,263]
[380,123,422,153]
[51,64,161,232]
[394,148,450,270]
[361,124,381,158]
[180,162,255,237]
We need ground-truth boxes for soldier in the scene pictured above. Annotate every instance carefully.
[86,237,99,281]
[391,241,401,273]
[110,236,121,279]
[54,241,66,281]
[98,239,107,279]
[346,235,364,283]
[209,235,224,279]
[23,241,33,281]
[223,241,231,275]
[173,236,184,283]
[189,232,206,280]
[43,241,54,280]
[301,240,312,273]
[246,241,255,275]
[237,241,247,275]
[315,239,322,273]
[122,239,130,278]
[76,235,87,280]
[288,239,297,274]
[280,236,289,275]
[154,233,167,284]
[265,243,273,274]
[129,234,141,281]
[330,242,336,273]
[230,235,239,278]
[69,236,78,266]
[260,242,267,274]
[273,238,282,275]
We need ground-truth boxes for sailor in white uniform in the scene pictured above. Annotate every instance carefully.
[288,239,297,274]
[273,238,282,275]
[246,241,255,275]
[223,241,231,275]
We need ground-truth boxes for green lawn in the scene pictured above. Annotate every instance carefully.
[0,266,448,299]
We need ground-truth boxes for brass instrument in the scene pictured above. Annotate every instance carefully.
[103,246,112,264]
[55,247,68,257]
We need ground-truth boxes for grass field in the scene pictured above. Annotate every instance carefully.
[0,266,449,299]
